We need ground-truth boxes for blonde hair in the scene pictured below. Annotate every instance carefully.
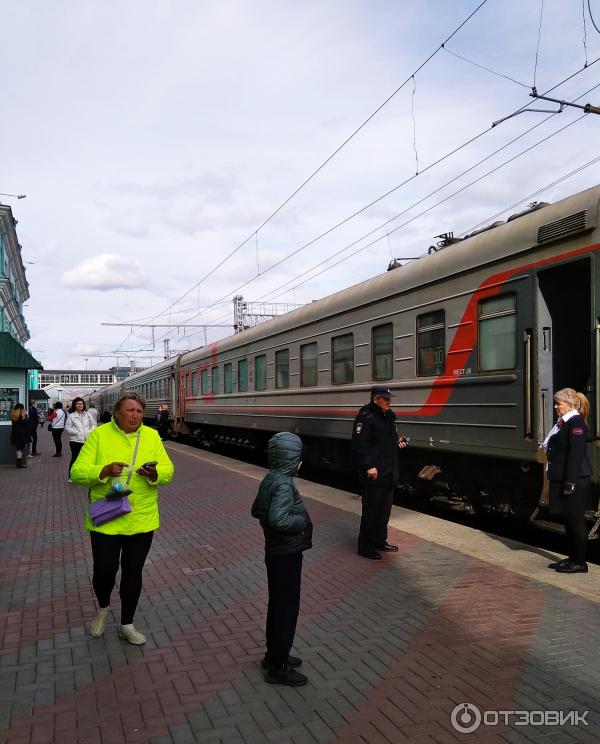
[9,403,26,422]
[554,387,590,423]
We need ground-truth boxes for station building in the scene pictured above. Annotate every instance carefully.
[0,202,42,463]
[33,366,145,409]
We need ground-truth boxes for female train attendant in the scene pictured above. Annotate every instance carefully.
[543,388,592,573]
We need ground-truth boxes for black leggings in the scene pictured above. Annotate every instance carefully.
[69,441,84,475]
[51,428,64,455]
[265,552,303,667]
[89,531,154,624]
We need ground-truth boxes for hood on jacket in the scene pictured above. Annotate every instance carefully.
[267,432,303,475]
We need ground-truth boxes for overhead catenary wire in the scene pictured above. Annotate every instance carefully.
[589,0,600,34]
[460,155,600,236]
[176,110,590,344]
[442,47,531,88]
[411,76,419,175]
[162,62,600,345]
[533,0,545,88]
[147,49,600,350]
[251,118,595,309]
[115,0,490,351]
[182,73,600,340]
[583,0,589,66]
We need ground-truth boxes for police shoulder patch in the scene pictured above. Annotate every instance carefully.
[356,423,363,434]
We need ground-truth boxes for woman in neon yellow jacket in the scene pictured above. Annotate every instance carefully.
[71,392,174,645]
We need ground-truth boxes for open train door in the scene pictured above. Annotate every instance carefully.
[531,257,596,530]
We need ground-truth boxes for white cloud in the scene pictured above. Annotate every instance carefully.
[61,253,146,291]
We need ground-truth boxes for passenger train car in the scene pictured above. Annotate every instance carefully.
[91,184,600,530]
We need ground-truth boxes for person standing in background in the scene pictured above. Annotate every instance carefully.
[87,402,98,426]
[28,399,40,456]
[50,402,67,457]
[10,403,31,468]
[65,397,96,481]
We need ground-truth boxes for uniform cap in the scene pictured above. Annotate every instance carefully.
[370,386,394,398]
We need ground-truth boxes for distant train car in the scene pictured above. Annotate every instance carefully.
[100,184,600,530]
[89,356,179,427]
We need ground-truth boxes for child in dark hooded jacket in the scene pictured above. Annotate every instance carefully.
[251,432,313,686]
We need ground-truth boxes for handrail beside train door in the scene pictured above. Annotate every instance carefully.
[524,329,533,438]
[595,320,600,439]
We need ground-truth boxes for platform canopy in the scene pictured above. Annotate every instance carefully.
[0,332,42,370]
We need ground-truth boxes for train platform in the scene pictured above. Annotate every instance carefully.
[1,430,599,744]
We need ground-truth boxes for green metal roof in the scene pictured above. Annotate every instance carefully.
[0,332,43,369]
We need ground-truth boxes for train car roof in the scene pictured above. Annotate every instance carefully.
[182,183,600,362]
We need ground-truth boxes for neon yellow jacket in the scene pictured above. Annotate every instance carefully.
[71,420,175,535]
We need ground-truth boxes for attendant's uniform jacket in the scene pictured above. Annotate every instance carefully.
[546,410,592,515]
[71,420,174,535]
[351,402,399,486]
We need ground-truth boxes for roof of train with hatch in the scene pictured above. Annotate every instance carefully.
[181,184,600,364]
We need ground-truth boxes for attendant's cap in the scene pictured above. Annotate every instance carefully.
[371,386,394,398]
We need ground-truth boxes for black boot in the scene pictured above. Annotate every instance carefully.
[265,664,308,686]
[16,459,24,468]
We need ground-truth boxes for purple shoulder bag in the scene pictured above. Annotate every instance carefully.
[88,432,140,527]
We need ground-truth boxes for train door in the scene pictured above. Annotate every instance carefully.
[536,258,592,444]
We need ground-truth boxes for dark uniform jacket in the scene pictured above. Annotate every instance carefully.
[251,432,313,555]
[547,414,592,485]
[351,402,399,486]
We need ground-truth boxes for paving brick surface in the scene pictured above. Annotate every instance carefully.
[1,430,599,743]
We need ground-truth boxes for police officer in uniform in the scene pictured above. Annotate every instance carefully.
[351,386,408,560]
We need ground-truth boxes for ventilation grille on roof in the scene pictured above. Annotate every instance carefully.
[537,210,589,244]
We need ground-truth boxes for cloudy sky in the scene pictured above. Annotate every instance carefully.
[2,0,600,369]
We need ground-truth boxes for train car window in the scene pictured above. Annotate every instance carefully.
[478,295,517,371]
[372,323,393,380]
[332,334,354,384]
[301,343,318,386]
[238,359,248,392]
[417,311,445,377]
[201,369,208,394]
[276,349,289,389]
[224,363,233,393]
[211,366,219,394]
[192,371,198,395]
[255,355,267,391]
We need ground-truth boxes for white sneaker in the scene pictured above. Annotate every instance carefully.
[67,478,73,483]
[118,625,146,645]
[90,612,109,637]
[28,454,34,458]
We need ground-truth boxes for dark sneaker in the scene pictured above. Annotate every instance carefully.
[261,655,302,669]
[548,557,571,569]
[265,665,308,686]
